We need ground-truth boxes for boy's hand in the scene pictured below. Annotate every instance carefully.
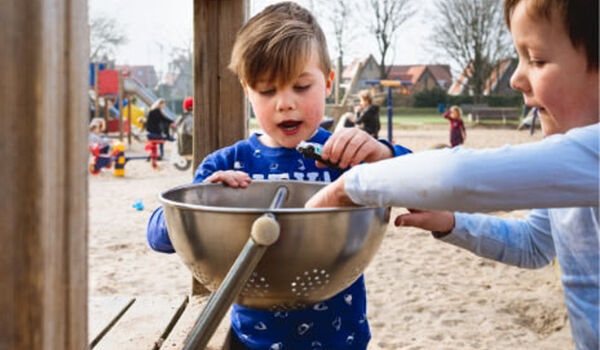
[320,128,392,169]
[305,177,358,208]
[204,170,252,188]
[394,209,455,233]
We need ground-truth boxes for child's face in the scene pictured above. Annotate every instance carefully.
[450,109,459,119]
[244,50,333,148]
[509,1,599,136]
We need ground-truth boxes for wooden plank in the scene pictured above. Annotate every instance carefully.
[161,295,232,350]
[88,296,135,348]
[93,296,187,350]
[192,0,248,296]
[0,1,88,349]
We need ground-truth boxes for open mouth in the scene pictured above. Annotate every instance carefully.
[278,120,302,135]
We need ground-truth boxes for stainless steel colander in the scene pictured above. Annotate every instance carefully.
[160,180,388,348]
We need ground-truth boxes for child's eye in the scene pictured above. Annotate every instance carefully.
[294,85,311,92]
[528,59,545,67]
[259,88,276,96]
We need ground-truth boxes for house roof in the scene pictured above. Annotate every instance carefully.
[483,59,515,94]
[341,55,376,80]
[427,65,452,88]
[448,58,516,95]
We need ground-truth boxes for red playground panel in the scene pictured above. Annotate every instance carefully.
[106,118,130,133]
[97,69,119,95]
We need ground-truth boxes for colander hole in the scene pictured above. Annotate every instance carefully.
[260,277,265,282]
[307,276,312,281]
[291,282,297,287]
[320,270,326,274]
[313,269,318,273]
[314,276,319,280]
[265,283,269,288]
[304,271,309,276]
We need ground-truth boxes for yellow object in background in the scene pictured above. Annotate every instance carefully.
[122,104,146,129]
[112,141,126,177]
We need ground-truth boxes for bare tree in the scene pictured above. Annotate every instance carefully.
[167,41,194,98]
[327,0,356,103]
[362,0,416,80]
[429,0,512,100]
[89,16,127,62]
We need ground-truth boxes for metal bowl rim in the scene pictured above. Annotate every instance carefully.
[158,180,380,213]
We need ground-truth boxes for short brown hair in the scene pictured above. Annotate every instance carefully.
[504,0,598,70]
[229,2,331,89]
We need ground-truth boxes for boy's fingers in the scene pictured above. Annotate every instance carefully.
[394,213,425,228]
[340,135,369,168]
[325,129,352,163]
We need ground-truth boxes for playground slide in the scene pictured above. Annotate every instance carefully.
[123,77,176,121]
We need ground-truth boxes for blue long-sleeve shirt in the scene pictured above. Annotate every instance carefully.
[147,127,411,349]
[343,123,599,349]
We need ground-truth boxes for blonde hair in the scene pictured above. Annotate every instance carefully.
[358,89,373,104]
[228,1,331,89]
[150,98,166,111]
[449,105,463,118]
[89,118,106,132]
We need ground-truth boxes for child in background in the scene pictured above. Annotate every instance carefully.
[146,2,411,349]
[350,90,380,138]
[442,105,466,147]
[88,117,111,154]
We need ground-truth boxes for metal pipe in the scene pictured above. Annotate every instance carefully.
[182,186,288,350]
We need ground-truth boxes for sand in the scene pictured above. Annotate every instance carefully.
[89,125,573,349]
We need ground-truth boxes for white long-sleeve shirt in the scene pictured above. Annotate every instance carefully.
[344,123,599,349]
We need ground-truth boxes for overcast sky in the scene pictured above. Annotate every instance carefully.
[88,0,443,78]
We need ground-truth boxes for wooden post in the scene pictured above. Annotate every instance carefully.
[0,1,88,349]
[94,62,100,118]
[118,73,124,141]
[127,95,132,145]
[192,0,248,295]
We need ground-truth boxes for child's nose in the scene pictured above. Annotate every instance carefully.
[509,61,530,94]
[276,91,295,111]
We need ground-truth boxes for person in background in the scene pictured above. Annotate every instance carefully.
[146,98,174,158]
[442,105,466,147]
[347,89,381,138]
[88,117,111,154]
[306,0,598,348]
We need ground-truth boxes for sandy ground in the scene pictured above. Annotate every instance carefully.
[89,125,573,349]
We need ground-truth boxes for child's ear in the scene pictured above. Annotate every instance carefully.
[325,70,334,97]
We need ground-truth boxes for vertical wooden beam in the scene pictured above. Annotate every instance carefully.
[127,95,132,145]
[192,0,248,295]
[118,73,124,141]
[0,0,88,349]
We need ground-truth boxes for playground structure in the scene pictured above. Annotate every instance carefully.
[89,63,176,144]
[88,139,168,176]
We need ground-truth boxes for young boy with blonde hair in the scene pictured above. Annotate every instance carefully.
[147,2,411,348]
[307,0,598,348]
